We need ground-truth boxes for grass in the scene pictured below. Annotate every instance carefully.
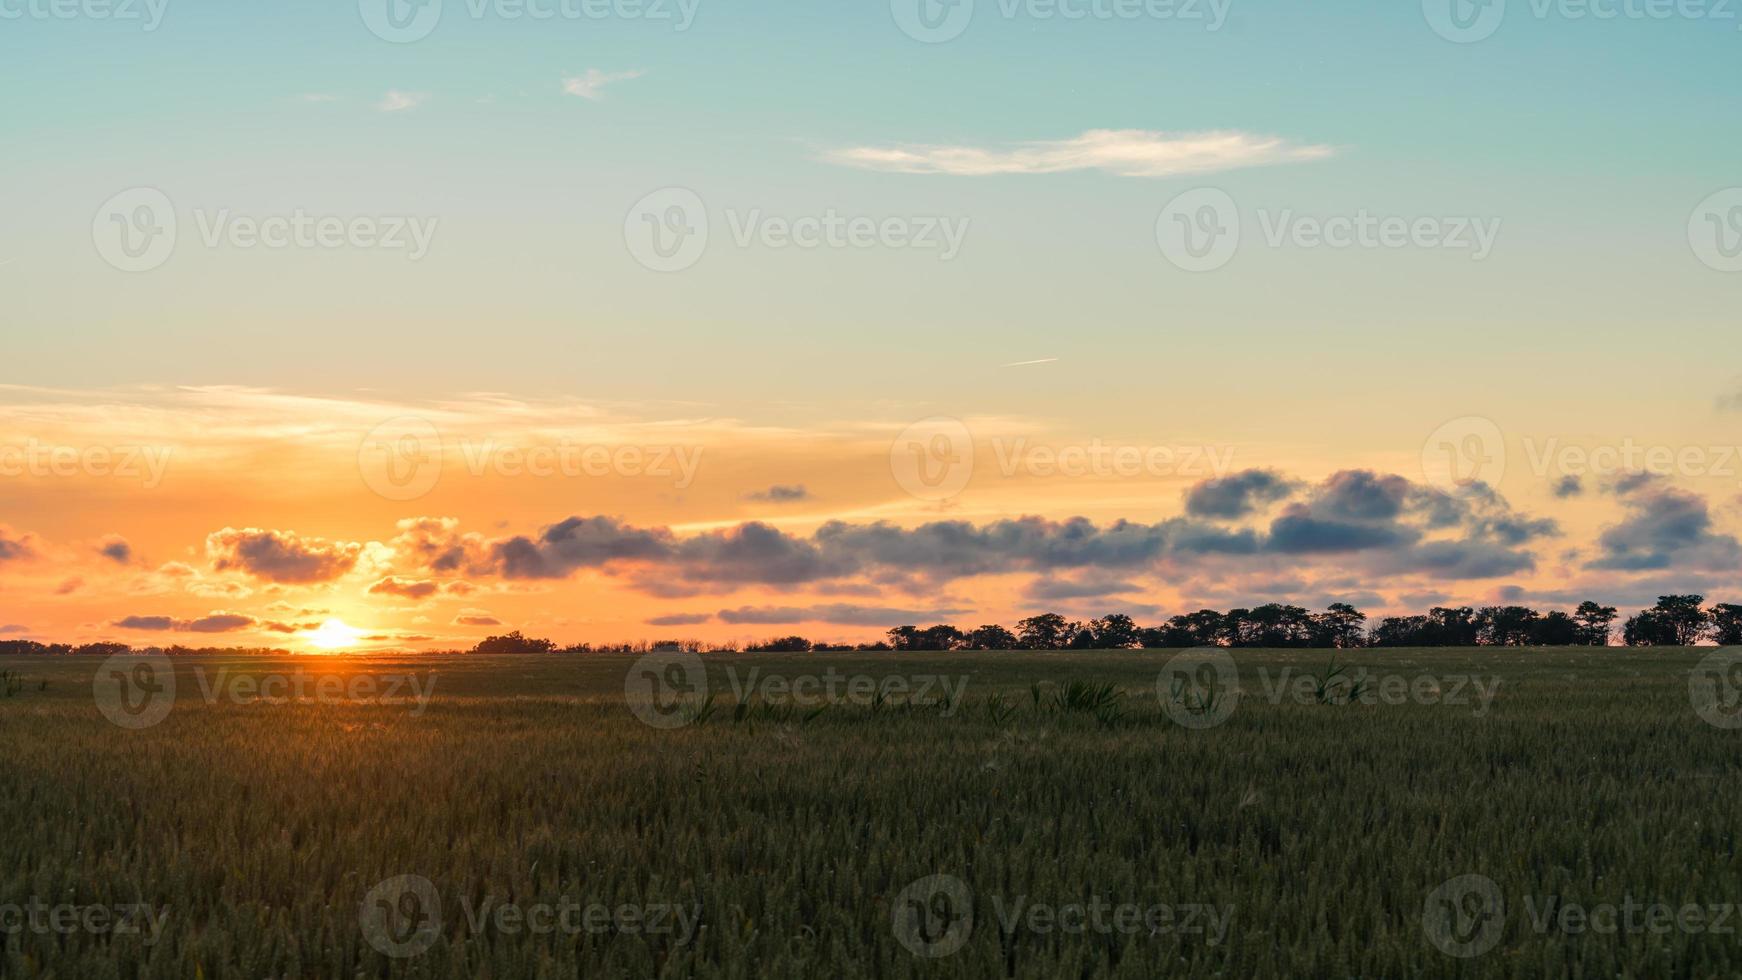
[1,647,1738,978]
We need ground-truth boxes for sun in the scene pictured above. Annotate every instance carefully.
[306,618,364,651]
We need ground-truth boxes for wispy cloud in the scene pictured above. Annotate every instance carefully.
[296,93,340,104]
[823,129,1333,178]
[377,91,427,113]
[1001,357,1058,368]
[562,69,645,101]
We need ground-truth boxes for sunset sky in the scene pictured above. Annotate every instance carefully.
[2,0,1740,649]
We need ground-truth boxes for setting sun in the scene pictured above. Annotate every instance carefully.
[305,619,364,651]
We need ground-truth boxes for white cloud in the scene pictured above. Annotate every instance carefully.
[561,69,645,101]
[822,129,1334,178]
[377,91,428,113]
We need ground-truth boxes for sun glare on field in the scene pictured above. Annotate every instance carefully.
[306,618,364,651]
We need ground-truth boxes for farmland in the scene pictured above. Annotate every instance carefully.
[2,647,1739,978]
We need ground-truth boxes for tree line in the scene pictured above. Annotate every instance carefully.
[2,596,1737,657]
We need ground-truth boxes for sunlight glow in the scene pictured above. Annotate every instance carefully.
[305,618,364,651]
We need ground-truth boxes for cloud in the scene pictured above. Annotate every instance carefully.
[717,603,968,626]
[0,526,36,562]
[1552,475,1584,498]
[492,516,673,580]
[1587,479,1742,572]
[98,535,133,564]
[0,624,27,634]
[647,613,711,627]
[1184,469,1296,519]
[413,469,1558,603]
[113,613,256,633]
[207,528,362,584]
[744,484,810,503]
[377,91,427,112]
[562,68,644,100]
[368,576,440,600]
[822,129,1332,178]
[1024,575,1145,601]
[453,610,501,626]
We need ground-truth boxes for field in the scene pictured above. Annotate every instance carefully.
[2,647,1740,978]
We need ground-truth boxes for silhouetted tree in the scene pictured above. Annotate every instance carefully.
[1016,613,1072,650]
[1086,614,1141,649]
[472,631,556,655]
[1711,603,1742,645]
[1476,606,1541,646]
[1313,603,1368,649]
[1528,611,1582,646]
[1573,601,1618,646]
[962,624,1018,650]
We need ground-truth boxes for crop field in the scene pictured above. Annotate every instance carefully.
[3,647,1740,978]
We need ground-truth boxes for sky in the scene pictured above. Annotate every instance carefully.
[2,0,1741,649]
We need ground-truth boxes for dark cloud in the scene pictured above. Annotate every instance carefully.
[744,484,810,503]
[0,527,35,562]
[718,603,969,626]
[430,469,1558,599]
[368,576,440,600]
[1588,481,1742,572]
[674,522,853,585]
[206,528,361,584]
[1267,509,1416,554]
[1609,471,1660,496]
[1184,469,1295,519]
[1315,470,1411,522]
[453,613,502,626]
[98,535,133,564]
[1024,575,1145,601]
[491,516,673,580]
[1553,475,1584,498]
[647,613,712,626]
[114,613,256,633]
